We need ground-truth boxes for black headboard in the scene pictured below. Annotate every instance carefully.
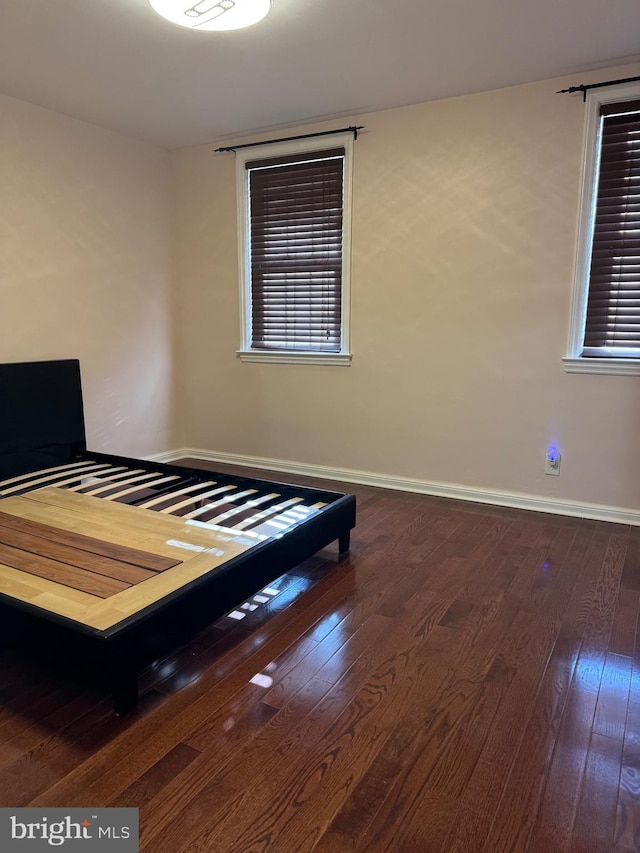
[0,359,86,479]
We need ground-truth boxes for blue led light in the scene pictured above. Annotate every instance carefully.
[547,443,560,464]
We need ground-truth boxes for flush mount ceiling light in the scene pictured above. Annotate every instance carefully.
[148,0,272,31]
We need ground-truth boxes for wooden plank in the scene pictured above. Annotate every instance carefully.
[0,511,180,573]
[592,652,632,741]
[615,700,640,850]
[527,686,598,852]
[110,744,201,810]
[1,497,186,560]
[0,562,104,607]
[79,545,262,630]
[568,732,622,852]
[15,487,191,535]
[0,564,53,602]
[0,544,130,598]
[0,520,156,584]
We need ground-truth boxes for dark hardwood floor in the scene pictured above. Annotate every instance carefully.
[1,457,640,852]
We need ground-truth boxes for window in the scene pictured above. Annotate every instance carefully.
[236,132,353,365]
[565,82,640,375]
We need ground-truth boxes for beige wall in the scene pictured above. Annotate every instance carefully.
[1,95,179,458]
[172,63,640,511]
[3,65,638,512]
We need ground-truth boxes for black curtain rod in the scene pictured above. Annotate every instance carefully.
[557,75,640,101]
[215,125,365,153]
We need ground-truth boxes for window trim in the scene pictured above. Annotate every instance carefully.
[564,81,640,375]
[235,132,354,366]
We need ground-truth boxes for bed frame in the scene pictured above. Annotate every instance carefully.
[0,359,356,713]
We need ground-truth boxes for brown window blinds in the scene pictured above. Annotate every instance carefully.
[583,99,640,355]
[247,147,345,352]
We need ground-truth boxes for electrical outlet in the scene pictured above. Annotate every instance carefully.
[545,446,561,476]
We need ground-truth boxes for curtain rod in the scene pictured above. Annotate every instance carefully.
[214,125,365,153]
[557,75,640,101]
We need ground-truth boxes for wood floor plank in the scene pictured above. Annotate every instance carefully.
[568,732,623,853]
[593,652,632,741]
[511,686,597,852]
[110,743,201,809]
[609,589,639,657]
[615,701,640,851]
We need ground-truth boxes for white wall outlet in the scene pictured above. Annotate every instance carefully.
[545,446,561,476]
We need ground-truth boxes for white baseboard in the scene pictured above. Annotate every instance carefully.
[147,447,640,527]
[146,449,181,465]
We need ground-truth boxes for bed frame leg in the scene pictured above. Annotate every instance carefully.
[339,531,351,553]
[102,645,139,715]
[111,675,139,716]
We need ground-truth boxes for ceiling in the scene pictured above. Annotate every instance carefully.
[1,0,639,150]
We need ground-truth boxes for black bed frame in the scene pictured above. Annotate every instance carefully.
[0,359,356,713]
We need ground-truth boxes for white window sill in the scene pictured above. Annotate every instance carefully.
[563,357,640,376]
[237,350,352,366]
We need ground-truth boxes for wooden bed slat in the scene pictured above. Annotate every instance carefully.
[250,501,327,536]
[0,510,181,572]
[46,465,126,490]
[158,484,236,515]
[206,492,280,525]
[137,481,216,510]
[182,488,258,520]
[0,462,108,496]
[80,470,167,496]
[0,460,96,490]
[67,467,143,491]
[235,496,304,529]
[102,475,180,501]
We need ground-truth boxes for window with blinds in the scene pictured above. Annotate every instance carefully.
[246,148,345,353]
[582,99,640,357]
